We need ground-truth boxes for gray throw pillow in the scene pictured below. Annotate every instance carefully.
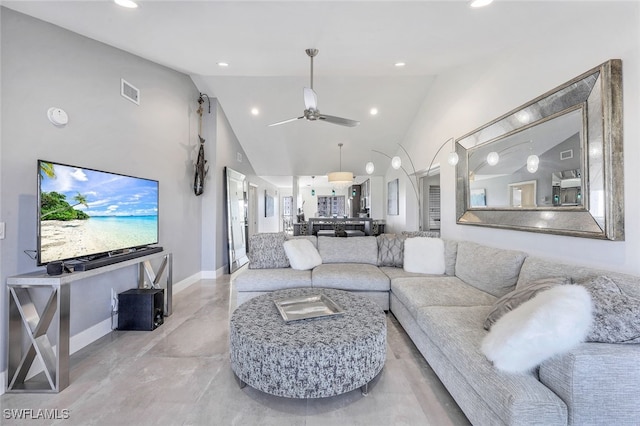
[484,276,572,330]
[402,231,440,238]
[248,232,290,269]
[579,275,640,344]
[377,234,406,267]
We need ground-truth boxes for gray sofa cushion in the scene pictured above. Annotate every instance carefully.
[233,268,312,292]
[539,342,640,425]
[517,256,640,299]
[312,263,390,291]
[318,236,378,265]
[380,266,436,281]
[391,276,496,318]
[455,241,526,297]
[248,232,289,269]
[377,233,406,267]
[416,305,568,425]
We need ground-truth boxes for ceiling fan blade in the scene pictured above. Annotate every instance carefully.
[318,114,360,127]
[268,116,304,127]
[303,87,318,110]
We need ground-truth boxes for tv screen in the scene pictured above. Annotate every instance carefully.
[37,160,159,265]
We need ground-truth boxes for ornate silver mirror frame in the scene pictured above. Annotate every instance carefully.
[455,59,623,240]
[225,167,249,273]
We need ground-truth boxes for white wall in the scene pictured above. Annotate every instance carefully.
[254,178,281,233]
[1,8,203,387]
[394,2,640,273]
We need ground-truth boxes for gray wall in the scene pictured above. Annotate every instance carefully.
[1,9,202,381]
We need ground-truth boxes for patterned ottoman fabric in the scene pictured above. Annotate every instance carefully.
[229,288,387,398]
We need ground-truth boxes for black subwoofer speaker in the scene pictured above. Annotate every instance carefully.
[117,288,164,331]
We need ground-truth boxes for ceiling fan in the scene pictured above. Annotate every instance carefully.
[268,49,360,128]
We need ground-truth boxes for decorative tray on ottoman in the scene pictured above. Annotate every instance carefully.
[274,294,345,323]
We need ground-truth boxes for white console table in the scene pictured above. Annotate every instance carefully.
[6,251,172,393]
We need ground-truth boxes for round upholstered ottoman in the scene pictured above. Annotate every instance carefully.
[230,288,386,398]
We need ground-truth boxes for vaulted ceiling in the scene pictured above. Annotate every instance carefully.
[3,1,608,186]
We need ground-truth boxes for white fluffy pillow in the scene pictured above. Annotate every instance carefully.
[481,285,593,373]
[403,237,445,274]
[283,239,322,271]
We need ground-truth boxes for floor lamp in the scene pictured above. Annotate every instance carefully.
[366,138,458,231]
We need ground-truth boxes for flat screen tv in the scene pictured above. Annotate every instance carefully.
[37,160,159,265]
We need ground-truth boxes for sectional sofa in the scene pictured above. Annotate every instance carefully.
[231,232,640,425]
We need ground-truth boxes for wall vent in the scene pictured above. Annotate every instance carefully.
[560,149,573,160]
[121,78,140,105]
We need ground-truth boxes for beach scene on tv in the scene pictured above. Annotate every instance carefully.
[39,161,159,264]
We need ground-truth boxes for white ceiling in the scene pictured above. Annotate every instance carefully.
[3,0,608,187]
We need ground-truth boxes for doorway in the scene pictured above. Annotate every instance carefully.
[421,173,441,231]
[508,180,537,208]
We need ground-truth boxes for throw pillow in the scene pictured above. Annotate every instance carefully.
[377,234,406,267]
[483,277,572,330]
[403,237,445,274]
[579,275,640,344]
[402,230,441,238]
[481,285,592,373]
[248,232,290,269]
[283,239,322,271]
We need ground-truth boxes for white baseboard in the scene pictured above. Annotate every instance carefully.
[70,317,113,355]
[173,271,202,293]
[201,265,227,279]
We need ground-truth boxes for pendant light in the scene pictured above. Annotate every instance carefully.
[327,143,353,187]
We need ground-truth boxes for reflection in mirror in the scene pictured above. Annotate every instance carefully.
[467,108,583,209]
[456,59,623,240]
[225,167,249,273]
[552,169,581,206]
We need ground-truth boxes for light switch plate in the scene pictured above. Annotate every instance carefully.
[0,222,5,239]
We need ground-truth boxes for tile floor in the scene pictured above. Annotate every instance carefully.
[1,277,470,425]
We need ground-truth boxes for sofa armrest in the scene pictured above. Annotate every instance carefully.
[539,342,640,425]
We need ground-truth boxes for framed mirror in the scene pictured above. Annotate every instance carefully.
[225,167,249,273]
[455,59,623,240]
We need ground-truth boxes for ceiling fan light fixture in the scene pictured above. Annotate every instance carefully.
[268,49,359,127]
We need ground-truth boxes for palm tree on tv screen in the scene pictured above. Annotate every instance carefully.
[40,162,90,221]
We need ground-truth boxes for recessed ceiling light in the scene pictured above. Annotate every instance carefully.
[251,108,260,116]
[217,62,229,67]
[114,0,138,9]
[394,62,406,67]
[370,108,379,116]
[470,0,493,8]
